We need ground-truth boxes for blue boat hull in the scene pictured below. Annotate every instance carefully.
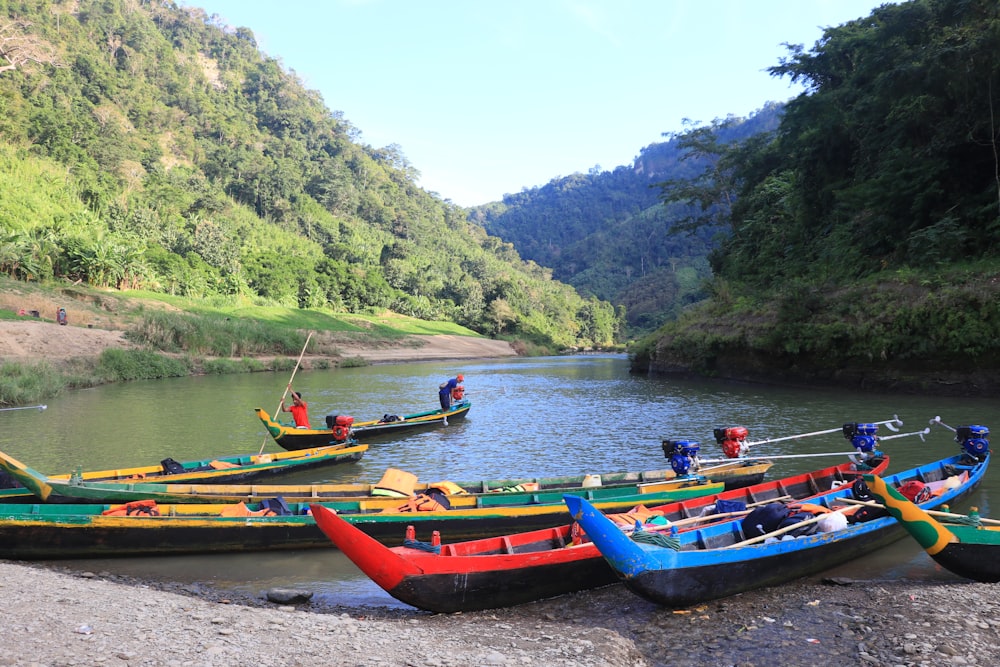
[566,452,988,608]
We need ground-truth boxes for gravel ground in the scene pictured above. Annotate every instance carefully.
[4,561,998,667]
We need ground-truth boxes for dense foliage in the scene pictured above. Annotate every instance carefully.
[470,106,782,335]
[636,0,1000,393]
[678,0,1000,286]
[0,0,617,349]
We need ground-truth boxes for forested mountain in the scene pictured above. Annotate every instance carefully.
[468,106,782,334]
[633,0,1000,395]
[0,0,617,349]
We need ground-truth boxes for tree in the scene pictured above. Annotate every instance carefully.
[0,19,63,74]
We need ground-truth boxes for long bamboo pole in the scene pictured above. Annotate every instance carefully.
[258,331,314,455]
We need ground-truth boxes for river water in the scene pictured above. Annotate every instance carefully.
[2,355,997,608]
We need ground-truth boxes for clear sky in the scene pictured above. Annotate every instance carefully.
[183,0,895,207]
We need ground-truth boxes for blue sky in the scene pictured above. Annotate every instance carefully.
[184,1,895,206]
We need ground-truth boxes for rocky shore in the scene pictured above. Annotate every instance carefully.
[6,560,998,667]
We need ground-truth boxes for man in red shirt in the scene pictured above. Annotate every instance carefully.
[280,391,310,428]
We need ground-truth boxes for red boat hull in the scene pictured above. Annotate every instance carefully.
[311,456,889,612]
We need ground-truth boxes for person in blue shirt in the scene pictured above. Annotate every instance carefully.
[438,374,464,410]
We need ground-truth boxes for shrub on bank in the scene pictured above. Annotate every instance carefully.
[96,349,191,382]
[0,361,65,406]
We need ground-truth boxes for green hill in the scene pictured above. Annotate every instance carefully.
[0,0,618,353]
[632,0,1000,396]
[469,105,783,335]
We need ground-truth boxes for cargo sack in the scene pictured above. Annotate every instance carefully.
[898,480,932,503]
[776,511,819,538]
[741,503,790,539]
[714,499,747,514]
[160,458,186,475]
[260,496,292,516]
[847,505,888,524]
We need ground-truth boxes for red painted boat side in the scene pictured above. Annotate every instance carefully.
[310,456,890,612]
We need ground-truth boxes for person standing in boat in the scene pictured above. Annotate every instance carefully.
[280,391,311,428]
[438,374,464,411]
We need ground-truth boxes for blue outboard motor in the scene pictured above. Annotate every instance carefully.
[955,425,990,461]
[662,439,700,476]
[842,422,880,459]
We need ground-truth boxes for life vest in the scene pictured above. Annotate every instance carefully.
[218,501,278,517]
[606,504,665,527]
[787,503,832,515]
[451,385,464,401]
[101,499,160,516]
[490,482,540,493]
[427,481,466,496]
[385,492,450,513]
[372,468,419,497]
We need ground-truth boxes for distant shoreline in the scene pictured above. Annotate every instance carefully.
[0,319,518,365]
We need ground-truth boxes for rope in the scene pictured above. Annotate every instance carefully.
[631,527,681,550]
[941,514,982,527]
[403,538,441,554]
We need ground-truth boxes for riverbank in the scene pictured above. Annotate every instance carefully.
[0,319,519,364]
[8,559,999,667]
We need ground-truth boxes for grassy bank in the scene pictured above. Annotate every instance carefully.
[0,277,515,407]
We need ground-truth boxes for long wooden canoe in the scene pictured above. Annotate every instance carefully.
[568,450,988,608]
[308,455,889,612]
[256,400,471,450]
[865,473,1000,582]
[0,479,727,559]
[0,447,769,504]
[0,442,368,502]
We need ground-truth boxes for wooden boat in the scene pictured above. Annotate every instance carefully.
[309,455,890,612]
[256,400,472,450]
[0,447,753,507]
[865,473,1000,583]
[566,449,989,608]
[0,480,727,560]
[0,442,368,502]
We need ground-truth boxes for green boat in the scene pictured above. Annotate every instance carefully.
[865,472,1000,583]
[0,447,770,505]
[0,442,368,502]
[0,478,727,559]
[256,400,471,450]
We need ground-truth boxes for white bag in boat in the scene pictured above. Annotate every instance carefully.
[817,511,848,533]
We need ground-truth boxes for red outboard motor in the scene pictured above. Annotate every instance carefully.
[662,439,701,476]
[713,426,749,458]
[325,415,355,442]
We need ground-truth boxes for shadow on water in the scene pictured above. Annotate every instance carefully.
[4,355,998,609]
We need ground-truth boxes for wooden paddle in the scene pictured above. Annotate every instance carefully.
[258,331,314,455]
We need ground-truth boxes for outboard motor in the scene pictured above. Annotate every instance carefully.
[843,422,879,455]
[662,439,701,476]
[325,414,355,442]
[713,426,749,459]
[955,425,990,461]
